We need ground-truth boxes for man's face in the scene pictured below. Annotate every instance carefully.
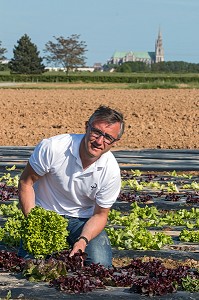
[83,120,121,158]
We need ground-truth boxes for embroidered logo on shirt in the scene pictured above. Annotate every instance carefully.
[91,183,97,190]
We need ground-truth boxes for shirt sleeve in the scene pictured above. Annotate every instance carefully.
[29,138,53,176]
[96,157,121,208]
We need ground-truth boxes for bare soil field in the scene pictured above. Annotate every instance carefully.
[0,87,199,149]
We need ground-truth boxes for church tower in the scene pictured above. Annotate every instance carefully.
[155,28,164,63]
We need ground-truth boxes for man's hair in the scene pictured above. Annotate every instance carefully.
[88,105,125,138]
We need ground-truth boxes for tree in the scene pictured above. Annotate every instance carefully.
[9,34,45,74]
[0,41,7,62]
[44,34,87,74]
[116,61,150,73]
[0,41,7,71]
[151,61,199,73]
[116,62,132,73]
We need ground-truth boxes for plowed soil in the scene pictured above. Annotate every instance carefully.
[0,87,198,149]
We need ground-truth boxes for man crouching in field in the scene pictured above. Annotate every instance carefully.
[18,105,125,267]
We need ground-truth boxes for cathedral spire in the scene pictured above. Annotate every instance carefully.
[155,28,164,63]
[158,26,162,38]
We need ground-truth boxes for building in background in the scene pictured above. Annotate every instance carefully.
[155,29,164,63]
[108,29,164,65]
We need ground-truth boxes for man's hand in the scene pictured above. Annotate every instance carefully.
[69,238,88,258]
[69,204,110,260]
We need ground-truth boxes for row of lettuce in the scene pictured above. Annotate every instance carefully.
[0,201,198,258]
[0,166,198,257]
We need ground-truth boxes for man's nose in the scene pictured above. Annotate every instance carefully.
[96,135,104,143]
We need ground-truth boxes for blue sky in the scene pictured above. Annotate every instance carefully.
[1,0,199,66]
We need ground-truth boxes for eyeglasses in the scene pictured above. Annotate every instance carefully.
[88,123,118,145]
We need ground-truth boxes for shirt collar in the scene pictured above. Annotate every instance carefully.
[69,134,84,166]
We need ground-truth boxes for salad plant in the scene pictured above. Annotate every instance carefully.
[179,229,199,243]
[0,165,19,187]
[0,204,70,257]
[21,206,69,258]
[182,275,199,292]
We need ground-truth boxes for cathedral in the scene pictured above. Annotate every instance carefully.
[108,29,164,65]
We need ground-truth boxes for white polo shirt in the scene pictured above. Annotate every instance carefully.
[29,134,121,218]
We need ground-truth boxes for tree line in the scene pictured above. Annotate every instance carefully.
[105,61,199,73]
[0,34,87,74]
[1,34,199,74]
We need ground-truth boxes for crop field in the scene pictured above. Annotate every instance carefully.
[0,87,199,149]
[0,163,198,299]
